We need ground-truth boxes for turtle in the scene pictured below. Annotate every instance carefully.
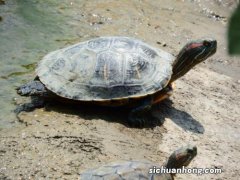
[17,36,217,126]
[80,145,197,180]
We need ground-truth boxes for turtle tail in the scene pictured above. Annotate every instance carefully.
[16,80,48,97]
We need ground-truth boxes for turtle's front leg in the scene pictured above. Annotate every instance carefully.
[17,80,48,97]
[128,96,153,127]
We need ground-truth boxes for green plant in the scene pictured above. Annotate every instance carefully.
[228,4,240,55]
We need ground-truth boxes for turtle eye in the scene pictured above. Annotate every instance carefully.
[203,40,211,47]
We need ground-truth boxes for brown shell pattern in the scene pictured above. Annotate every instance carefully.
[36,37,174,101]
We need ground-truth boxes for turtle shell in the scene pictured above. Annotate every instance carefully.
[37,36,174,101]
[80,160,171,180]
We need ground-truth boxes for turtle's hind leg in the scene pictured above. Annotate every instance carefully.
[14,96,46,114]
[16,80,48,97]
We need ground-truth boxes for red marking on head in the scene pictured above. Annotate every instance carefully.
[187,43,203,50]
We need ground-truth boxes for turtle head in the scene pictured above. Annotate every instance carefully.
[170,39,217,82]
[165,145,197,169]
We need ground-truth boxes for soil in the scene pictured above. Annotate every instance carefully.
[0,0,239,179]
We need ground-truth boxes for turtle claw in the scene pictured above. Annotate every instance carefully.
[128,107,151,127]
[128,112,161,127]
[128,114,146,127]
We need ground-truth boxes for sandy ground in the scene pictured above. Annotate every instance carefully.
[0,0,240,179]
